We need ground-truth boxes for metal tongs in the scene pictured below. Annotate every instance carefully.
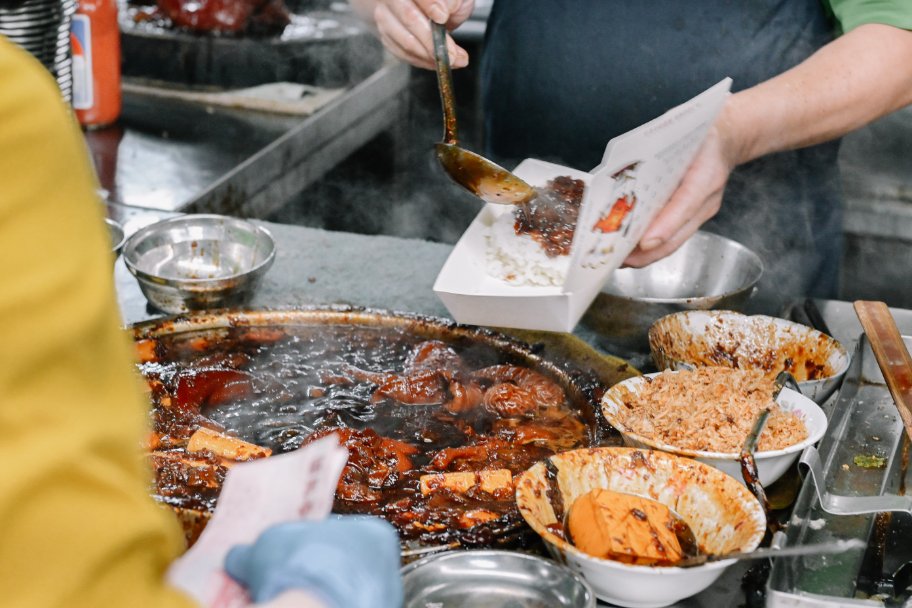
[741,371,801,524]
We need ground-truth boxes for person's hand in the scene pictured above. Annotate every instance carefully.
[623,110,740,268]
[357,0,475,70]
[225,516,403,608]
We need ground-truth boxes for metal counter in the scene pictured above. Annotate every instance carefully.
[90,59,410,220]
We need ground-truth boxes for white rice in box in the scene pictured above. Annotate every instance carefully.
[485,211,571,286]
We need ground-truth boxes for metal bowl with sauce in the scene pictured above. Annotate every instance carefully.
[123,214,275,313]
[401,550,595,608]
[131,307,636,550]
[582,231,763,355]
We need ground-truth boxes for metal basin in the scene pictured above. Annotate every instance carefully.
[132,307,636,549]
[105,217,126,257]
[401,550,595,608]
[581,231,763,355]
[123,214,275,313]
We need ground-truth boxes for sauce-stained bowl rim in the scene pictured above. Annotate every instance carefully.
[515,447,766,574]
[649,310,850,380]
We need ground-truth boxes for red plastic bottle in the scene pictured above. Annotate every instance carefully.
[71,0,121,128]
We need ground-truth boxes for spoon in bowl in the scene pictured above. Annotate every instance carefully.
[431,22,536,205]
[676,538,865,568]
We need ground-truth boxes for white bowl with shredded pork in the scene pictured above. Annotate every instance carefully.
[601,368,827,487]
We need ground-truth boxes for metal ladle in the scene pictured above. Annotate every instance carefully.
[431,22,535,205]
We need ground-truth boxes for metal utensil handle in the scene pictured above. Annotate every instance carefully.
[679,538,865,567]
[431,21,458,145]
[740,408,771,516]
[773,370,801,399]
[804,298,833,336]
[799,446,912,515]
[742,408,771,454]
[854,300,912,444]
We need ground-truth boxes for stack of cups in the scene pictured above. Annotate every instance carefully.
[0,0,78,102]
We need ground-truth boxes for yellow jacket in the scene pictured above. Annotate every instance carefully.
[0,38,195,607]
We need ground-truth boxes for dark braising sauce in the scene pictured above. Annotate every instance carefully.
[513,176,585,257]
[139,325,595,546]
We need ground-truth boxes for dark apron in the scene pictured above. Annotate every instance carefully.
[481,0,842,315]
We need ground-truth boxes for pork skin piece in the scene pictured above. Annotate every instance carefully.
[156,0,290,34]
[458,509,501,529]
[187,427,272,461]
[419,469,514,497]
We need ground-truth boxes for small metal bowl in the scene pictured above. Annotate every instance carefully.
[105,218,126,257]
[581,231,763,354]
[123,214,275,314]
[401,550,595,608]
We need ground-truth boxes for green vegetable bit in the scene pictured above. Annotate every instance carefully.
[853,454,887,469]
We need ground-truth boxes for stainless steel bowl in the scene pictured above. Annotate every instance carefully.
[105,218,126,257]
[581,231,763,354]
[123,214,275,313]
[401,550,595,608]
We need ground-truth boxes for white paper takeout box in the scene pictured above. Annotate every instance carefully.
[434,79,732,333]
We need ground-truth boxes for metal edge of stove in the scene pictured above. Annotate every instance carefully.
[181,58,410,219]
[767,334,912,607]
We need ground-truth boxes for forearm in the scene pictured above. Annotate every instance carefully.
[723,23,912,165]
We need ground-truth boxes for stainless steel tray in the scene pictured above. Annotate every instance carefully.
[767,334,912,607]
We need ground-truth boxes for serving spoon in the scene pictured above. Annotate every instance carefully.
[675,538,865,568]
[431,22,536,205]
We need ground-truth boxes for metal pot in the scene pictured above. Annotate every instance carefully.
[580,231,763,356]
[132,306,637,550]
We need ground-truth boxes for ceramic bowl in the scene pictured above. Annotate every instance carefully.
[515,447,766,608]
[601,372,828,487]
[649,310,850,404]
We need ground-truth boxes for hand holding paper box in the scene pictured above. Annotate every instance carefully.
[434,78,733,333]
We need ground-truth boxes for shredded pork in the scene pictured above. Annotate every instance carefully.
[614,368,807,453]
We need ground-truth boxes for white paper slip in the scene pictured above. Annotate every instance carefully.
[434,78,732,333]
[167,435,349,608]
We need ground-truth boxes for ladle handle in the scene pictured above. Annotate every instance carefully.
[431,21,459,145]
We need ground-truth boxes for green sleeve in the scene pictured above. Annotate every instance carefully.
[824,0,912,33]
[0,39,197,608]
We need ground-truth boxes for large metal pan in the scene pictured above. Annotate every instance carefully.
[132,306,637,553]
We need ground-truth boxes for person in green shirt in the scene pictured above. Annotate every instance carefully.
[352,0,912,313]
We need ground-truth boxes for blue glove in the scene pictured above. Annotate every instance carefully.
[225,515,403,608]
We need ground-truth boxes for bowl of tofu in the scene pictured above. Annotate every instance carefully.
[515,447,766,608]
